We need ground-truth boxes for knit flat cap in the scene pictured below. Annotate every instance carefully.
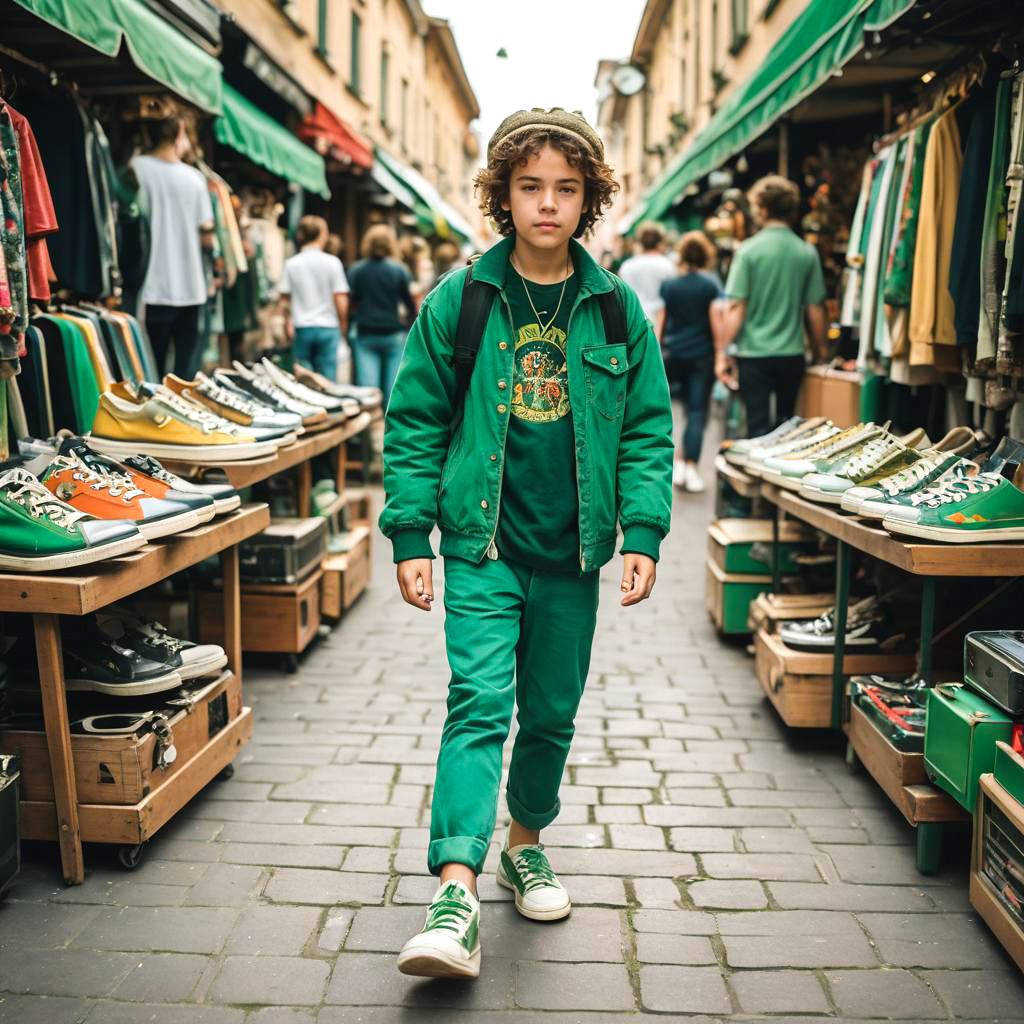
[488,108,604,163]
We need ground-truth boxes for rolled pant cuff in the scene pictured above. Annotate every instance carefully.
[427,836,491,877]
[506,789,561,831]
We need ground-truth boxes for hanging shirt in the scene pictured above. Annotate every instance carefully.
[280,248,349,329]
[130,155,213,307]
[496,260,581,573]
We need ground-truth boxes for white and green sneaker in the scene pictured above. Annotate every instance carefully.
[397,879,481,979]
[497,843,571,921]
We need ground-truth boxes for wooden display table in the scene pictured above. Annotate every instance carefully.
[0,503,268,884]
[848,704,969,873]
[714,454,762,499]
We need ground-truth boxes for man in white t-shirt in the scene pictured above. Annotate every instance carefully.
[618,221,676,325]
[131,118,215,378]
[278,215,350,382]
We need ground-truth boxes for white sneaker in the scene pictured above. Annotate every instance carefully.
[672,461,687,488]
[497,843,571,921]
[397,879,481,979]
[683,463,706,493]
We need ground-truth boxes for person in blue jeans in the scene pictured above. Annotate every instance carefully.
[657,231,724,493]
[278,215,349,381]
[347,224,418,405]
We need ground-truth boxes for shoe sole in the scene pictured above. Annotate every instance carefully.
[0,532,146,572]
[798,486,848,504]
[212,495,242,515]
[496,867,572,921]
[65,669,183,696]
[178,651,228,680]
[779,634,881,650]
[138,506,216,541]
[397,945,481,978]
[89,436,279,463]
[883,519,1024,543]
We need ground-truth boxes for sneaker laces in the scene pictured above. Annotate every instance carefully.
[153,388,237,435]
[841,436,904,479]
[4,471,90,530]
[914,475,1001,509]
[51,456,144,501]
[133,619,186,653]
[511,846,558,892]
[793,424,875,461]
[123,454,174,484]
[423,883,475,935]
[881,454,949,496]
[196,374,261,417]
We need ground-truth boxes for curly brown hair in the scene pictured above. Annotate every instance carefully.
[474,129,619,238]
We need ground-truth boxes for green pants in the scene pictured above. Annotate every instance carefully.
[428,555,600,876]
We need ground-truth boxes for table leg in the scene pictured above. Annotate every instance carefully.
[33,614,84,884]
[296,460,313,518]
[831,540,851,731]
[771,507,782,595]
[917,577,937,682]
[335,441,347,498]
[220,546,242,682]
[916,822,943,875]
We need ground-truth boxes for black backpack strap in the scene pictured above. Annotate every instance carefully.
[452,267,496,412]
[596,279,627,346]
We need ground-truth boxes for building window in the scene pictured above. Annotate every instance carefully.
[400,78,409,150]
[730,0,749,53]
[349,11,362,93]
[380,46,390,127]
[315,0,328,59]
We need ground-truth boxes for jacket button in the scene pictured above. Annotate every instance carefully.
[480,499,489,509]
[499,341,508,350]
[497,403,507,413]
[490,453,497,461]
[498,380,507,390]
[610,356,619,366]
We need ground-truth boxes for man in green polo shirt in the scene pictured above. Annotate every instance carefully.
[717,175,828,438]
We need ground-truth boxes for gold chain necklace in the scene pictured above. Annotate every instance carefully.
[511,252,572,334]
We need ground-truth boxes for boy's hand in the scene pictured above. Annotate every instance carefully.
[620,554,656,607]
[715,353,738,390]
[396,558,434,611]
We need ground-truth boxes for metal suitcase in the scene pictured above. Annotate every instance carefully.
[925,683,1014,812]
[0,754,20,898]
[239,518,327,585]
[965,631,1024,716]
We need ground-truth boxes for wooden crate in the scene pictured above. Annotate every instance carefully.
[798,365,861,428]
[322,526,371,619]
[748,592,835,634]
[707,518,815,574]
[705,558,772,635]
[0,672,240,805]
[849,703,967,827]
[198,570,323,654]
[971,773,1024,973]
[754,628,916,729]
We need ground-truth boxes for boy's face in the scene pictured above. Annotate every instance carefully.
[502,145,586,250]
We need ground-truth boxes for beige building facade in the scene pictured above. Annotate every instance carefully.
[595,0,808,241]
[217,0,482,247]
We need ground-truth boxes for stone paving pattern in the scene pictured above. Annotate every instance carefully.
[3,473,1024,1022]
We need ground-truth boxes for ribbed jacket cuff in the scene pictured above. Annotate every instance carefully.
[620,524,663,562]
[390,528,434,563]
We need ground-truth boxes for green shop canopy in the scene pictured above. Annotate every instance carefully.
[214,84,330,199]
[375,148,474,244]
[621,0,916,233]
[12,0,223,113]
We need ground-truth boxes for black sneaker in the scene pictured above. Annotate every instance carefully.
[778,596,897,651]
[100,611,227,681]
[63,634,182,697]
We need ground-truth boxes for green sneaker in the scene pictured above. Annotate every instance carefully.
[497,843,571,921]
[397,879,481,978]
[839,451,967,516]
[0,467,145,571]
[799,432,923,504]
[883,474,1024,542]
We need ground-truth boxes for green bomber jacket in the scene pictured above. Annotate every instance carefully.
[378,235,674,573]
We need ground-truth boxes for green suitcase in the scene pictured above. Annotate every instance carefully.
[994,741,1024,807]
[707,519,815,575]
[925,683,1014,812]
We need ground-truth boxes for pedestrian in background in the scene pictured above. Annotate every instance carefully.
[657,231,724,493]
[277,214,349,381]
[618,220,676,324]
[347,224,416,405]
[717,175,827,438]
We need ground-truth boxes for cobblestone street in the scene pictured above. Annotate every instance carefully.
[4,476,1024,1022]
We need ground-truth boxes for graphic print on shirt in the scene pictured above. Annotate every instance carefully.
[511,322,570,423]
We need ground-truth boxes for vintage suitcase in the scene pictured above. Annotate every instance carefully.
[239,517,327,584]
[705,558,772,635]
[965,631,1024,715]
[995,741,1024,807]
[850,676,927,753]
[707,518,815,575]
[0,754,19,898]
[925,683,1014,812]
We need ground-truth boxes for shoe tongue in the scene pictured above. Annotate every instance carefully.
[59,436,115,476]
[437,879,476,904]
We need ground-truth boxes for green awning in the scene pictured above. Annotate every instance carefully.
[621,0,916,232]
[12,0,223,113]
[215,84,330,198]
[375,148,474,244]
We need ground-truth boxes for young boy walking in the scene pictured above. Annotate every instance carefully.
[379,109,674,979]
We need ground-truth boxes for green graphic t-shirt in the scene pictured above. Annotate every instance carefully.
[496,260,581,573]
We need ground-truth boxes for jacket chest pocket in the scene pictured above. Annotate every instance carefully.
[581,344,629,420]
